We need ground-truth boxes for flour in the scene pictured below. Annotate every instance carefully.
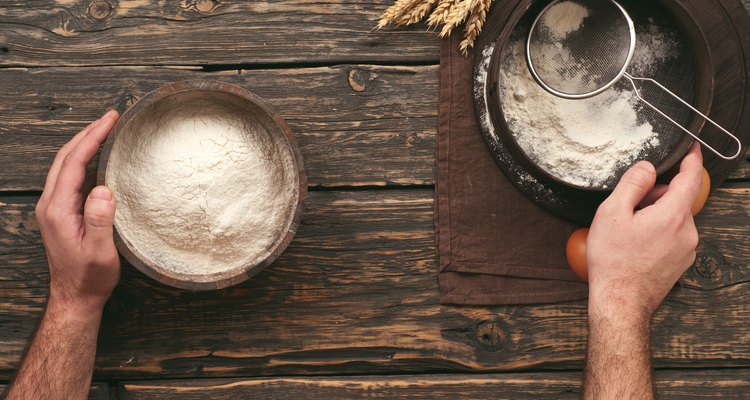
[474,43,561,204]
[540,1,590,40]
[497,21,677,188]
[106,93,297,276]
[630,20,678,75]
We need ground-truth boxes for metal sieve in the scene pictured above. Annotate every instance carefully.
[526,0,742,160]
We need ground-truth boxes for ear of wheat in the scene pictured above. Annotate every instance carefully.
[377,0,495,55]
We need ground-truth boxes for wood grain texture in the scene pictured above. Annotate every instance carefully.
[0,383,110,399]
[1,186,749,380]
[0,65,743,193]
[0,0,438,67]
[118,370,750,399]
[0,65,436,190]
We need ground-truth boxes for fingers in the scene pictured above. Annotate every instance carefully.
[639,184,669,209]
[607,161,657,214]
[83,186,116,248]
[657,143,704,214]
[49,110,119,215]
[40,116,107,206]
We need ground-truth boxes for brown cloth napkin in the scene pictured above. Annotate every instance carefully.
[436,34,590,305]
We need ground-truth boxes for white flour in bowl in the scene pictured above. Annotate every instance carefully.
[541,0,590,40]
[498,15,677,188]
[106,93,297,277]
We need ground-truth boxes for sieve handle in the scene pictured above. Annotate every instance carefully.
[623,73,744,161]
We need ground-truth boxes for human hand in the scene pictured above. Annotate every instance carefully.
[586,143,703,320]
[36,110,120,315]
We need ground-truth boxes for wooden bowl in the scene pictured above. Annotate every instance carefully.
[97,80,307,290]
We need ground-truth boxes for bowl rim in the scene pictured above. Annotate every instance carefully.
[97,79,308,291]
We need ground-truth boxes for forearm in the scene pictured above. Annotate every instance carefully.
[583,292,654,400]
[6,297,103,400]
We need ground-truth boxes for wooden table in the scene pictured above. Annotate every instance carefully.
[1,1,749,398]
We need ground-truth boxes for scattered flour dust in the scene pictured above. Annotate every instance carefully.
[497,12,678,188]
[541,1,590,40]
[106,93,297,276]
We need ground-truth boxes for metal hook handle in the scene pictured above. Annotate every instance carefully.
[623,73,744,161]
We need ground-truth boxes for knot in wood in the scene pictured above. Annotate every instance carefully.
[405,132,420,148]
[88,1,112,20]
[473,320,506,352]
[196,0,216,13]
[348,69,368,92]
[124,94,139,108]
[694,250,724,281]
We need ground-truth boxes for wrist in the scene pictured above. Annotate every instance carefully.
[588,284,654,327]
[47,288,106,323]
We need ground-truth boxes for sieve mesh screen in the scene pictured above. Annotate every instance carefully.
[527,0,634,97]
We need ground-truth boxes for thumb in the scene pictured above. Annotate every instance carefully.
[83,185,116,246]
[608,161,657,213]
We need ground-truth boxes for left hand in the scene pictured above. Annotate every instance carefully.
[35,110,121,313]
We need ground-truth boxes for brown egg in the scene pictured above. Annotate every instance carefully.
[566,228,589,282]
[692,167,711,216]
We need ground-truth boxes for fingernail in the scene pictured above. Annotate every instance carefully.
[90,186,113,201]
[103,109,115,119]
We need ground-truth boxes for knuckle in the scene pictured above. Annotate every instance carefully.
[668,208,691,227]
[90,249,119,268]
[87,204,107,219]
[55,143,72,159]
[688,230,700,250]
[62,152,75,165]
[85,205,114,227]
[61,151,81,167]
[44,207,57,223]
[594,202,611,221]
[86,213,109,226]
[595,201,615,219]
[44,204,65,226]
[34,201,46,221]
[624,166,653,189]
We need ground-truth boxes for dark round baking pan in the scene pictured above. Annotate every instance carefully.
[473,0,750,225]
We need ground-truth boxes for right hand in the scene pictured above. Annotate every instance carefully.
[586,143,703,320]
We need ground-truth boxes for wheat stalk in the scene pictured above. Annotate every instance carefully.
[426,0,457,27]
[439,0,476,38]
[376,0,423,29]
[459,0,490,55]
[395,0,440,26]
[377,0,495,56]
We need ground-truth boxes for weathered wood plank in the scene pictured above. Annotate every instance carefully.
[0,0,438,67]
[0,383,110,399]
[118,370,750,399]
[1,67,747,193]
[0,186,749,380]
[0,65,436,190]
